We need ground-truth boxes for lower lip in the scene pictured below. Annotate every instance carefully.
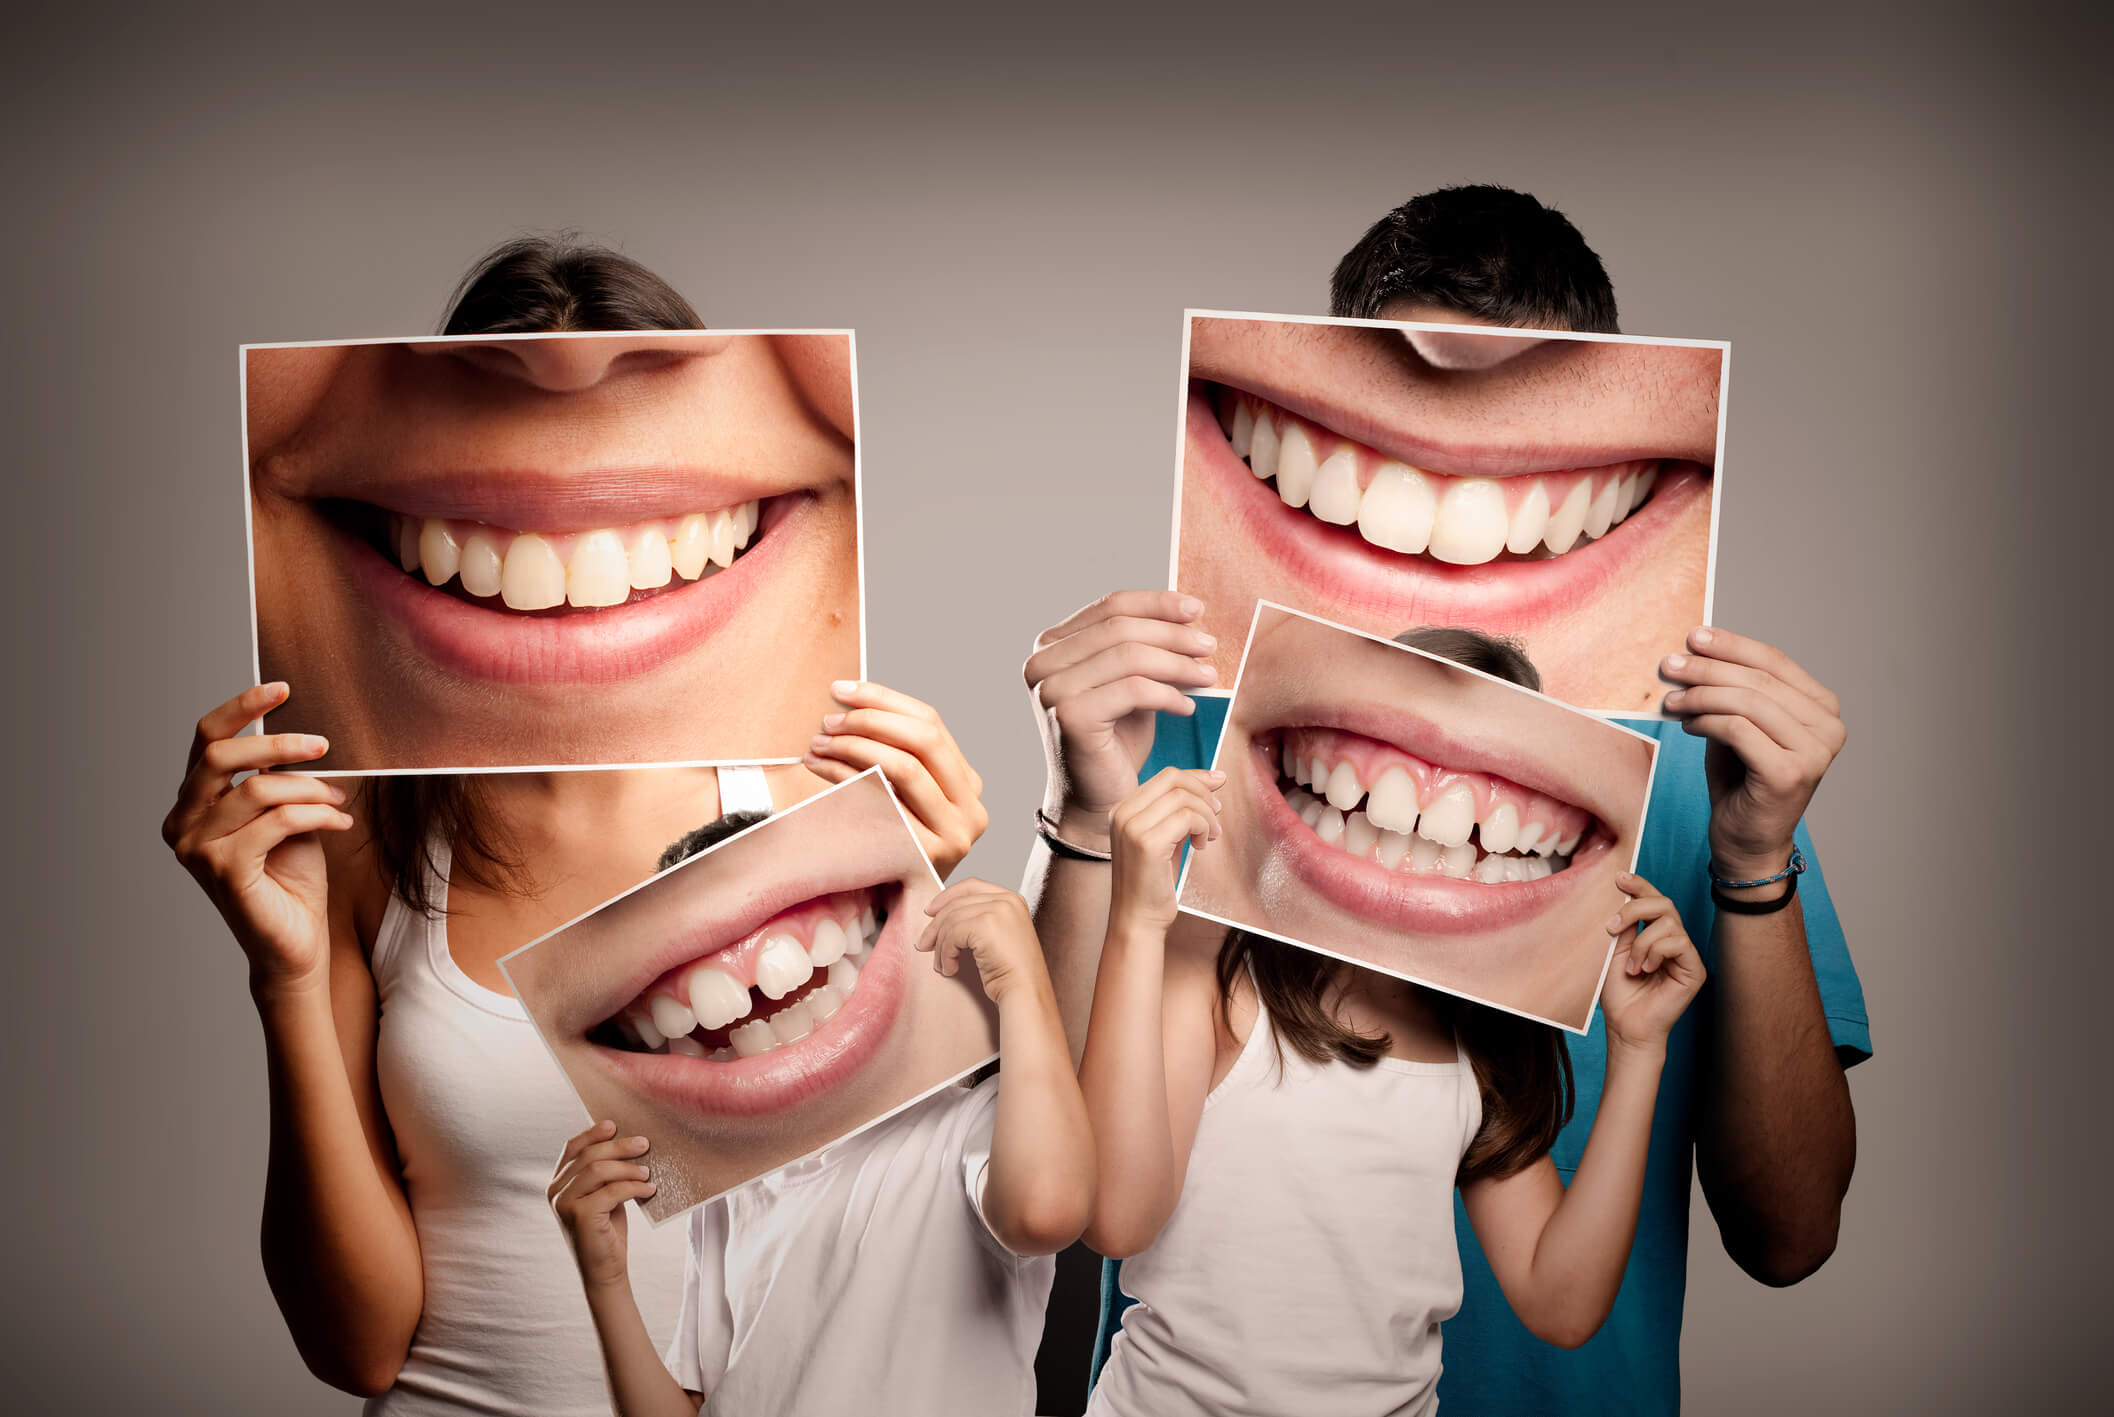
[1250,739,1609,935]
[586,902,907,1121]
[337,495,807,686]
[1192,390,1710,627]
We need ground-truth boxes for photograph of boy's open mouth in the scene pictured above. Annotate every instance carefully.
[1175,315,1722,715]
[245,331,861,770]
[503,769,998,1221]
[1179,606,1656,1032]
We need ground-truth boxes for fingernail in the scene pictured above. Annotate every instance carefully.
[303,735,330,754]
[1690,627,1714,646]
[1663,654,1686,671]
[1206,769,1226,783]
[1663,690,1685,707]
[831,680,861,696]
[1606,915,1623,933]
[810,735,832,752]
[1179,596,1202,617]
[643,1182,658,1194]
[820,713,846,732]
[1198,634,1217,650]
[326,783,347,804]
[1201,665,1218,683]
[598,1120,616,1133]
[264,681,290,699]
[629,1137,649,1150]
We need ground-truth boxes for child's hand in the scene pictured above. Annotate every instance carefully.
[548,1121,657,1293]
[1599,873,1707,1054]
[161,683,355,998]
[804,681,988,878]
[1109,768,1223,934]
[918,879,1048,1006]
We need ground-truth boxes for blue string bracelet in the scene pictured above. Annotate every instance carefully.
[1709,845,1805,915]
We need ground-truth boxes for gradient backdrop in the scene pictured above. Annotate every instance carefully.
[5,2,2105,1412]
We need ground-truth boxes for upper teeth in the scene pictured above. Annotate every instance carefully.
[1277,735,1589,881]
[619,896,884,1059]
[392,503,761,610]
[1233,393,1658,566]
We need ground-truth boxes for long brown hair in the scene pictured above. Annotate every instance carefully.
[1214,625,1574,1183]
[363,237,703,914]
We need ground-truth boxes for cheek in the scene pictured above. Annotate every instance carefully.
[246,347,351,453]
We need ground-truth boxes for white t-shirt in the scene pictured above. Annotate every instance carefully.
[663,1076,1053,1416]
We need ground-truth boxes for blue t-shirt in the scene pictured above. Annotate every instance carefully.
[1094,696,1871,1414]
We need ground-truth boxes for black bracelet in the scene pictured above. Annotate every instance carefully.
[1034,809,1113,863]
[1711,869,1800,915]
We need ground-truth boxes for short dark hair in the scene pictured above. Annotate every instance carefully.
[440,235,702,335]
[1328,185,1618,334]
[656,810,771,873]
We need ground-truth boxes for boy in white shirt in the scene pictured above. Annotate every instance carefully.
[550,878,1092,1416]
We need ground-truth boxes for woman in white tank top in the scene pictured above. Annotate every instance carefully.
[1079,760,1709,1417]
[162,243,991,1412]
[165,689,986,1413]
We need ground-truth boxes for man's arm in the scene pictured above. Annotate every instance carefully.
[1019,591,1218,1065]
[1660,626,1858,1286]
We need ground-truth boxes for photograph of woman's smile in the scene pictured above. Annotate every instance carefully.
[246,330,861,770]
[1175,314,1722,714]
[1179,606,1657,1030]
[503,769,999,1220]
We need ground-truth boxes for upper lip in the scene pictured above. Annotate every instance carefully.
[1259,698,1611,828]
[1196,376,1696,481]
[579,857,909,1035]
[303,466,791,532]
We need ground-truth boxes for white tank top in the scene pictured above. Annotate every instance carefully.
[365,837,691,1416]
[1090,987,1483,1417]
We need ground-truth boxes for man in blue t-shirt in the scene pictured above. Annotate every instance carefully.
[1020,186,1866,1415]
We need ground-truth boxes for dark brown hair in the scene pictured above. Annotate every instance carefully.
[1216,624,1574,1183]
[364,237,703,914]
[1328,184,1619,334]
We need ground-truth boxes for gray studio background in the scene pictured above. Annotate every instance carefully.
[6,2,2104,1412]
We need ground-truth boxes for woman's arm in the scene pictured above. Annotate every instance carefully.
[1077,769,1225,1259]
[550,1123,703,1417]
[918,880,1096,1254]
[800,681,990,879]
[164,685,424,1395]
[1459,877,1705,1348]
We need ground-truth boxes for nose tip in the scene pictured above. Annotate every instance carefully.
[1402,329,1549,371]
[433,336,705,392]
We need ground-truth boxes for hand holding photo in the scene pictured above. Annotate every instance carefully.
[244,329,863,771]
[1176,603,1658,1032]
[1171,311,1725,715]
[501,767,998,1221]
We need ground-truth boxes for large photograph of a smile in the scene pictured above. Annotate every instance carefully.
[1178,604,1658,1032]
[244,330,863,771]
[1173,314,1725,715]
[501,770,999,1221]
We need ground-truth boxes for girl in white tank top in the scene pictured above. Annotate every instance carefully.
[1081,770,1710,1417]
